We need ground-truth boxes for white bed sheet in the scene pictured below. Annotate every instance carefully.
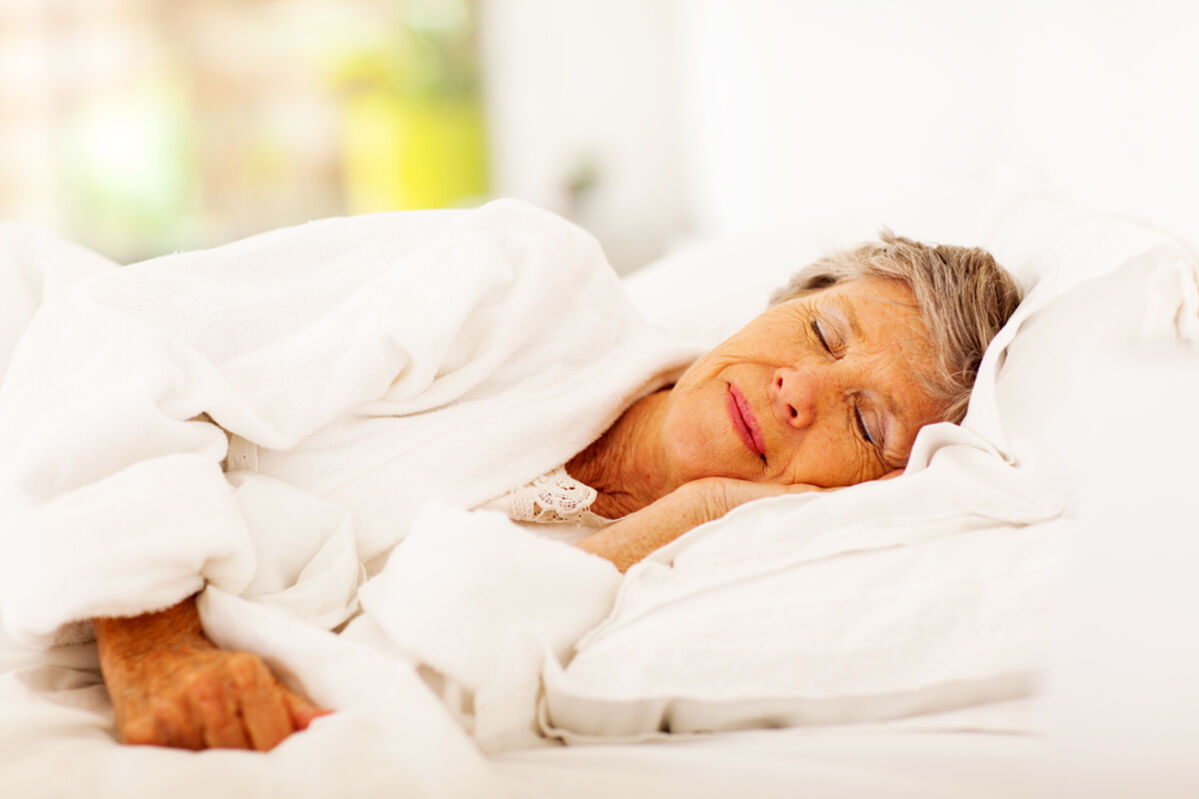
[497,723,1049,799]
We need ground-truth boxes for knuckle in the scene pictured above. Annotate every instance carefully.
[143,701,193,749]
[151,697,188,726]
[226,652,265,685]
[181,669,215,692]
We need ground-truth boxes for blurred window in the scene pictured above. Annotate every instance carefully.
[0,0,486,262]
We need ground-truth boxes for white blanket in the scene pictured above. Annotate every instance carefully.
[0,201,697,771]
[0,199,693,643]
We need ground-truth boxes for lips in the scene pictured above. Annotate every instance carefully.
[726,383,766,458]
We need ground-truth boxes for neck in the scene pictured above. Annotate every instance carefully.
[566,389,679,518]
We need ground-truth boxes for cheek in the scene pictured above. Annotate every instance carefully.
[662,388,718,468]
[774,428,882,488]
[661,384,754,482]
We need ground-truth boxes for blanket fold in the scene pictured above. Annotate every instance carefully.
[0,200,694,647]
[356,500,622,752]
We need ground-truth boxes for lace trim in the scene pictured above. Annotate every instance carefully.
[509,466,603,524]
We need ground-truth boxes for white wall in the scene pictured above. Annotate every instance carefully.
[480,0,1199,270]
[478,0,687,272]
[678,0,1199,240]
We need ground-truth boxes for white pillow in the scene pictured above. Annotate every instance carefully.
[963,196,1199,474]
[544,197,1199,740]
[541,419,1067,739]
[621,228,821,349]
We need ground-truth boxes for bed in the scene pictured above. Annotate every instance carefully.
[2,186,1198,798]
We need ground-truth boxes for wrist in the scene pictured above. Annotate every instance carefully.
[93,595,210,662]
[675,477,735,521]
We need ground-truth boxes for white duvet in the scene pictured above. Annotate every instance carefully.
[0,200,691,646]
[1,195,1196,798]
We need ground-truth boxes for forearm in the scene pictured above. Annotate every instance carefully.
[575,481,721,572]
[93,595,216,738]
[94,595,208,660]
[576,477,824,572]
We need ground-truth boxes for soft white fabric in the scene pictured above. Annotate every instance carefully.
[0,202,703,796]
[0,222,119,379]
[0,201,694,769]
[960,197,1199,464]
[226,471,364,631]
[0,199,693,649]
[355,501,623,751]
[543,428,1066,738]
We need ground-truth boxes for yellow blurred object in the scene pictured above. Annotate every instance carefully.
[0,0,488,258]
[334,0,487,213]
[341,90,487,213]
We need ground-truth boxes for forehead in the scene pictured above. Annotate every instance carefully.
[789,277,928,342]
[815,277,918,316]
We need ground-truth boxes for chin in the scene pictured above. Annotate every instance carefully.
[663,426,715,482]
[669,438,746,483]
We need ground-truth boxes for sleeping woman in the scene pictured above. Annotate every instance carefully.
[0,200,1021,752]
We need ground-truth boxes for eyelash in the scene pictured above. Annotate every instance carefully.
[812,317,877,447]
[810,319,832,354]
[854,406,876,445]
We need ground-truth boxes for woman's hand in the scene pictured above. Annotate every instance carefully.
[94,595,329,751]
[685,475,829,518]
[576,477,825,572]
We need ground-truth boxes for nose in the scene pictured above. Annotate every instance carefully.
[772,366,820,430]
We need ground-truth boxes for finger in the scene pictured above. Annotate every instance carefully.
[280,684,332,731]
[187,674,250,750]
[163,699,207,751]
[228,654,292,751]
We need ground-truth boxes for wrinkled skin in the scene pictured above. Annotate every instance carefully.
[94,596,328,750]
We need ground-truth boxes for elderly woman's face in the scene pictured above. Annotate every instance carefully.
[661,277,944,488]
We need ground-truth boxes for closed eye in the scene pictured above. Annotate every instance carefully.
[854,405,876,445]
[810,319,832,353]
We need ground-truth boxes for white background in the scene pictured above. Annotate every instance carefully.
[481,0,1199,269]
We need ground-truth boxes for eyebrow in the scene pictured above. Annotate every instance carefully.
[827,294,863,338]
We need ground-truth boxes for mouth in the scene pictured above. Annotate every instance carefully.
[726,383,766,459]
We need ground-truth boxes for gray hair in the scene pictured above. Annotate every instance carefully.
[770,230,1023,425]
